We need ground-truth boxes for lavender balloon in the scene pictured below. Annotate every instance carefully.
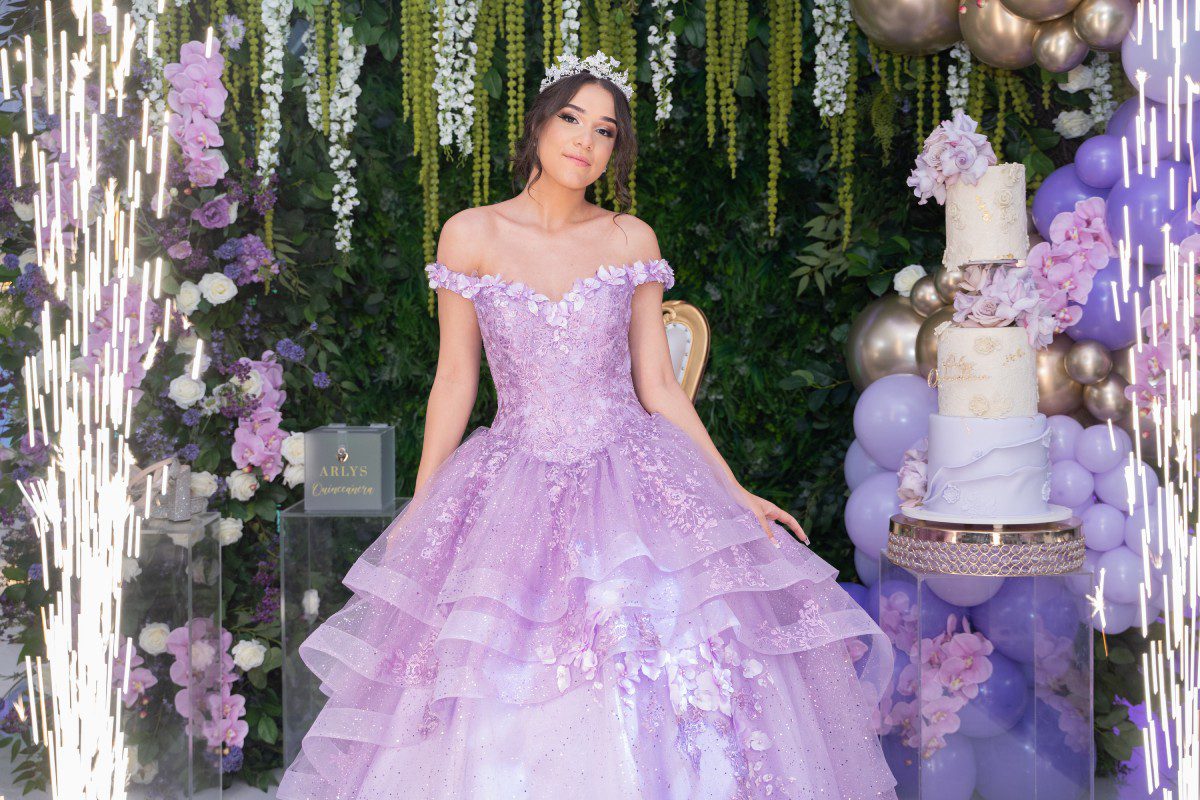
[1067,549,1102,596]
[957,651,1030,739]
[1099,545,1145,605]
[925,574,1005,608]
[852,374,937,471]
[1105,161,1191,265]
[845,439,886,491]
[854,547,881,588]
[1081,503,1127,552]
[919,734,977,800]
[1121,16,1200,105]
[1105,97,1140,136]
[1050,460,1095,508]
[1074,424,1131,474]
[1124,503,1165,555]
[1047,415,1084,462]
[1075,134,1125,189]
[1168,203,1200,245]
[1066,265,1153,350]
[1033,165,1095,240]
[1093,596,1139,634]
[845,471,901,560]
[1120,101,1171,168]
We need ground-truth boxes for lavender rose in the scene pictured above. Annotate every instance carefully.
[191,195,237,229]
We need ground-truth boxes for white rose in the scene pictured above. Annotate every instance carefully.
[1061,64,1095,94]
[281,432,305,464]
[137,622,171,656]
[198,272,238,306]
[892,264,927,297]
[12,200,34,221]
[1054,109,1094,140]
[122,557,142,582]
[167,528,204,549]
[168,374,205,408]
[282,462,305,488]
[227,469,259,502]
[301,588,320,619]
[217,517,244,546]
[176,281,202,315]
[231,369,263,398]
[190,640,215,671]
[175,330,199,355]
[232,638,267,671]
[190,470,218,498]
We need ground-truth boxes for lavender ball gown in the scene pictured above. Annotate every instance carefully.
[276,258,899,800]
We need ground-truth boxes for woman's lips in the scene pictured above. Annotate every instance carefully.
[565,154,590,167]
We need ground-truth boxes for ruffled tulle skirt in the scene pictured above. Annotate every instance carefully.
[276,413,900,800]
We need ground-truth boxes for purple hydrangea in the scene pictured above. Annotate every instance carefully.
[221,744,244,773]
[26,563,42,581]
[275,338,304,362]
[312,371,331,389]
[178,443,201,462]
[182,408,202,427]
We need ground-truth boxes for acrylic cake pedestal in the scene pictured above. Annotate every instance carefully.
[877,513,1095,800]
[122,512,223,799]
[278,497,409,769]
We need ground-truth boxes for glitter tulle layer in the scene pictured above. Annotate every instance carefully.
[277,414,899,800]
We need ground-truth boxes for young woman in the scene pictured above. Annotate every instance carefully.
[278,51,900,800]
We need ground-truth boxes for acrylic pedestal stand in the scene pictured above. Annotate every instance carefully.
[122,511,222,799]
[879,513,1095,800]
[277,497,409,769]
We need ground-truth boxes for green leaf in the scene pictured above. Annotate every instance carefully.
[257,713,279,747]
[379,31,399,62]
[867,273,892,296]
[483,68,503,100]
[1107,646,1135,665]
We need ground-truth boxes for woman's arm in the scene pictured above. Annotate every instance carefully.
[414,212,485,495]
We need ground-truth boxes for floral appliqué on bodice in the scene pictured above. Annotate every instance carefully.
[425,258,676,464]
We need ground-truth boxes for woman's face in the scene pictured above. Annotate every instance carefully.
[535,82,618,190]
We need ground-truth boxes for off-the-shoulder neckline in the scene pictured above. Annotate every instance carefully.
[425,258,672,306]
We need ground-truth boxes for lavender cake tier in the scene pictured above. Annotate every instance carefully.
[921,413,1053,520]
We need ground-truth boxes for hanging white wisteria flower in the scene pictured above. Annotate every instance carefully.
[946,42,972,113]
[300,26,322,131]
[559,0,583,58]
[130,0,165,127]
[647,0,678,121]
[1087,52,1116,131]
[433,0,480,155]
[257,0,294,178]
[812,0,853,118]
[330,24,367,252]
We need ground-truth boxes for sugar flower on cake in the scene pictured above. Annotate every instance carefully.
[952,263,1058,349]
[896,438,928,509]
[906,110,998,206]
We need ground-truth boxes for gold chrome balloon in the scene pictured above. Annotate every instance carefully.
[916,306,957,379]
[849,0,962,55]
[1083,371,1131,422]
[960,0,1040,69]
[845,295,925,391]
[1033,15,1091,72]
[933,265,965,303]
[1037,334,1085,415]
[1001,0,1081,21]
[1064,339,1113,385]
[909,275,947,317]
[1072,0,1136,50]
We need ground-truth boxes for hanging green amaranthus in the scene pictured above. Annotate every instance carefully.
[766,0,803,234]
[705,0,748,175]
[505,0,527,158]
[472,0,501,206]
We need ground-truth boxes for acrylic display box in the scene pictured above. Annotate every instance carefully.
[877,514,1095,800]
[120,511,223,799]
[278,497,409,768]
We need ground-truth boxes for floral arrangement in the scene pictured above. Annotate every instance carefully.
[1026,196,1115,331]
[945,43,972,114]
[874,594,996,758]
[257,0,294,183]
[433,0,480,155]
[896,439,928,509]
[647,0,679,122]
[906,110,997,206]
[950,263,1058,348]
[812,0,853,119]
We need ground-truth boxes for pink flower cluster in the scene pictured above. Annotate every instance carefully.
[165,617,248,753]
[906,110,998,206]
[1032,619,1091,752]
[231,350,290,481]
[1026,197,1115,334]
[874,594,995,758]
[77,278,162,405]
[112,645,158,711]
[166,40,229,188]
[1125,262,1200,419]
[952,263,1057,348]
[896,439,928,509]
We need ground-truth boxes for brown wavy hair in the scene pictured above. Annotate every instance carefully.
[510,71,637,213]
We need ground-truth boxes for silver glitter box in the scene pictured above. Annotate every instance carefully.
[303,424,396,511]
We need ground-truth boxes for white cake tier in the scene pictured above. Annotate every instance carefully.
[935,325,1039,418]
[942,162,1030,269]
[921,413,1053,520]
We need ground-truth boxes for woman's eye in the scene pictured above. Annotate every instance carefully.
[597,128,614,138]
[558,112,577,124]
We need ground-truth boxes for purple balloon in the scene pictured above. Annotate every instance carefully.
[926,574,1005,608]
[1120,101,1172,168]
[1082,503,1128,551]
[920,734,977,800]
[1071,495,1097,518]
[958,651,1030,739]
[1075,134,1125,189]
[854,547,880,587]
[1168,203,1200,245]
[1033,165,1096,240]
[1047,415,1084,463]
[1074,424,1132,474]
[1067,548,1102,596]
[1099,545,1145,605]
[844,439,886,491]
[1095,461,1159,510]
[867,578,964,637]
[1105,97,1140,137]
[845,472,900,560]
[1122,16,1200,105]
[1050,460,1095,508]
[1105,160,1191,265]
[853,374,937,470]
[839,580,869,611]
[1066,263,1154,350]
[1124,503,1165,555]
[974,702,1091,800]
[1093,596,1140,633]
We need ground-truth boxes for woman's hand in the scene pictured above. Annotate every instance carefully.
[738,488,809,547]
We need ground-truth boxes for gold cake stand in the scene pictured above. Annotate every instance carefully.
[887,513,1086,577]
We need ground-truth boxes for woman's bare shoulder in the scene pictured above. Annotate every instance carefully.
[436,206,498,275]
[607,211,662,260]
